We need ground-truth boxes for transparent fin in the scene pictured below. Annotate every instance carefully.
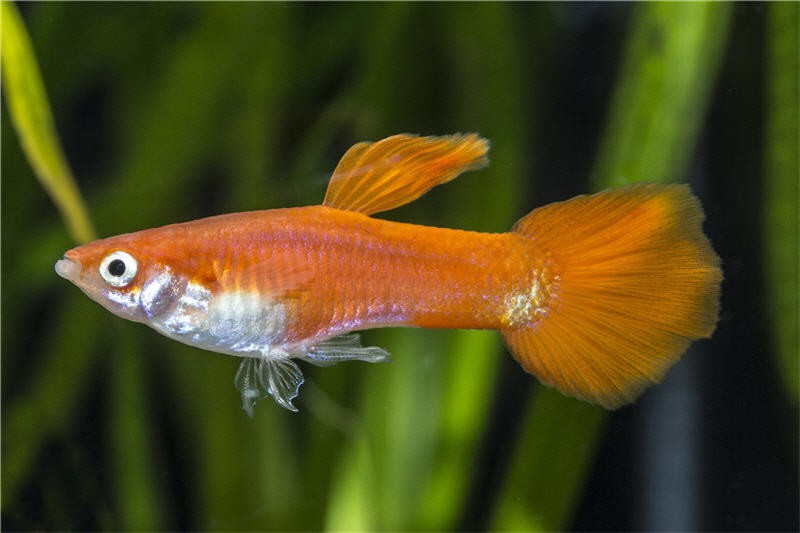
[303,333,391,366]
[234,356,304,415]
[262,358,304,412]
[234,358,267,417]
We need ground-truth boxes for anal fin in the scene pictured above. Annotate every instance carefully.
[232,335,390,415]
[303,333,391,366]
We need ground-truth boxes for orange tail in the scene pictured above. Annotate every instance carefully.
[502,184,722,408]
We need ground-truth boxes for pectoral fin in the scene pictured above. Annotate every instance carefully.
[322,133,489,215]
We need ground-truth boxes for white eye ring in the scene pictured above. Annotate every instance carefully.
[99,251,138,287]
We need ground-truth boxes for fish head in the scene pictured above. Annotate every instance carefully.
[55,232,189,324]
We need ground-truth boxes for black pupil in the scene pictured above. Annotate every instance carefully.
[108,259,126,277]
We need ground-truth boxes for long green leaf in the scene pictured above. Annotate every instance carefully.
[321,6,425,532]
[0,1,94,243]
[494,390,606,531]
[417,3,528,530]
[0,2,100,508]
[1,293,103,501]
[2,4,290,514]
[494,3,732,531]
[764,3,799,401]
[109,331,170,530]
[593,2,732,188]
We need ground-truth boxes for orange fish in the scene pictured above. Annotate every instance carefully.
[55,134,721,415]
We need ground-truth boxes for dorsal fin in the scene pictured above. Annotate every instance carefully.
[322,133,489,215]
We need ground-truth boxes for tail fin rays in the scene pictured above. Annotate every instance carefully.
[503,184,721,408]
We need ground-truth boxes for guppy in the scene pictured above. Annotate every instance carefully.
[55,134,721,415]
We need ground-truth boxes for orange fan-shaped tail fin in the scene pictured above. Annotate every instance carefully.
[503,184,722,408]
[323,133,488,215]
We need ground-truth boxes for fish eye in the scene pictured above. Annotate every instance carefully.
[99,251,138,287]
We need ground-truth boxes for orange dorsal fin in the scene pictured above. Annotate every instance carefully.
[322,133,489,215]
[502,184,722,408]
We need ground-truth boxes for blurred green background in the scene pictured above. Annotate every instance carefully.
[2,2,797,531]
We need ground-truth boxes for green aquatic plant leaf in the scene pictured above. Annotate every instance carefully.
[417,3,528,530]
[764,3,799,401]
[5,3,779,531]
[494,3,732,531]
[320,6,425,532]
[0,1,95,243]
[324,4,528,531]
[0,3,100,507]
[1,294,103,501]
[494,389,606,531]
[592,2,732,188]
[110,330,170,530]
[2,5,299,522]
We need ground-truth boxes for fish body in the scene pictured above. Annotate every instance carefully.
[56,134,722,414]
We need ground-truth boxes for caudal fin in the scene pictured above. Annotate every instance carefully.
[502,184,721,408]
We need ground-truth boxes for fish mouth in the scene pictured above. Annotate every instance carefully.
[55,256,81,280]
